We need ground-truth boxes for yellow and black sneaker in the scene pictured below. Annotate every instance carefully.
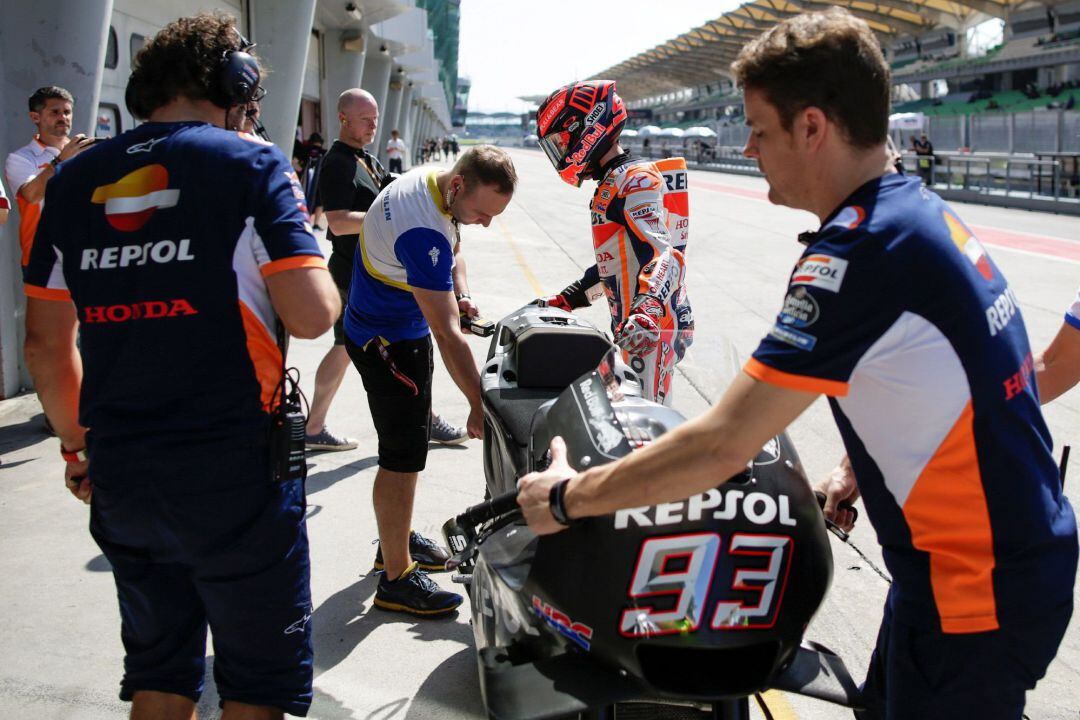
[373,530,452,572]
[373,562,463,616]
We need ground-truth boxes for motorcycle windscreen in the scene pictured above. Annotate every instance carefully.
[544,348,633,468]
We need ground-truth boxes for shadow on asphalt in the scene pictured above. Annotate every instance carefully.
[0,412,50,456]
[85,554,112,572]
[307,456,380,496]
[404,646,485,719]
[427,442,470,452]
[312,572,473,680]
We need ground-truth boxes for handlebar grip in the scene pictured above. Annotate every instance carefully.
[814,491,858,522]
[460,490,520,526]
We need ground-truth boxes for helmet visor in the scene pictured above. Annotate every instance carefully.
[539,130,571,167]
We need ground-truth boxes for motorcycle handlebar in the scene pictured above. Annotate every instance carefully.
[814,491,858,521]
[458,490,521,527]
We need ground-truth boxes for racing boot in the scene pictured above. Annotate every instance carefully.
[373,530,451,572]
[373,562,463,616]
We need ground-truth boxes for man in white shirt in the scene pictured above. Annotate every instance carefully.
[4,86,95,266]
[386,129,407,174]
[0,178,9,226]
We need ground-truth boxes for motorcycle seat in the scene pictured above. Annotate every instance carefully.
[483,387,558,448]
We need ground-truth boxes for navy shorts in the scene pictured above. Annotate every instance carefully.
[857,589,1072,720]
[345,334,433,473]
[88,436,313,716]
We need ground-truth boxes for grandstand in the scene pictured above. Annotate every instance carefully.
[581,0,1080,211]
[591,1,1080,151]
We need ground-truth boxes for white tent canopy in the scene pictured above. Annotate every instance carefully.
[637,125,662,137]
[657,127,685,137]
[889,112,926,130]
[621,128,639,137]
[683,126,717,138]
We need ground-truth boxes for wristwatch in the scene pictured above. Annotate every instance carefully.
[60,445,87,463]
[50,156,60,168]
[548,478,576,526]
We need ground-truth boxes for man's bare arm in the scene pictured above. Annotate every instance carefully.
[324,209,365,237]
[1035,321,1080,404]
[17,136,96,204]
[17,168,54,205]
[265,266,340,339]
[24,298,85,450]
[517,372,820,533]
[414,286,483,437]
[564,373,819,518]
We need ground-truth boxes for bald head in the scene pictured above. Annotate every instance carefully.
[338,88,377,114]
[338,88,379,148]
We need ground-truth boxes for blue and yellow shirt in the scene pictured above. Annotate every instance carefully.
[344,169,456,346]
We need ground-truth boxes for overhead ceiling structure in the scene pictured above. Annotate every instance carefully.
[593,0,1028,101]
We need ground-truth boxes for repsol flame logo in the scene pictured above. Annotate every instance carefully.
[91,165,180,232]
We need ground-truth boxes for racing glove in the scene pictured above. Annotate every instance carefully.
[533,294,574,312]
[614,295,664,356]
[530,271,597,311]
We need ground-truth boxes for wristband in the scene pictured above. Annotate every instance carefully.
[548,478,575,526]
[60,445,87,463]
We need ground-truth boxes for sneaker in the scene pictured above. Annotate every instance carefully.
[430,413,467,445]
[374,530,451,572]
[305,427,358,451]
[373,562,463,616]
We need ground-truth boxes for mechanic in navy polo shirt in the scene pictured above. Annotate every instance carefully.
[23,14,338,719]
[518,10,1076,720]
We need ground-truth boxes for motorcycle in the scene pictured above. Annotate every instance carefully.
[444,304,862,719]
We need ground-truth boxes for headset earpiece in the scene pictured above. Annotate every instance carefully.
[213,49,261,108]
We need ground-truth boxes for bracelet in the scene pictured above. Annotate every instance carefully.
[60,445,87,463]
[548,478,575,526]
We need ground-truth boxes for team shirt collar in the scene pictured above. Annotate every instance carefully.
[426,171,452,218]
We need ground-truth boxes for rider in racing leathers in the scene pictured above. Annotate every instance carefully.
[535,80,693,405]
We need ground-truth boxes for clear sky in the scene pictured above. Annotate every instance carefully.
[457,1,741,114]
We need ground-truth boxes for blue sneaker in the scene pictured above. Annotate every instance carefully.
[374,562,463,616]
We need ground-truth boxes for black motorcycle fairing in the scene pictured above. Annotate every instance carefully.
[462,306,859,719]
[481,306,641,497]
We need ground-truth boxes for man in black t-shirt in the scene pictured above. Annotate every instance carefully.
[304,89,384,450]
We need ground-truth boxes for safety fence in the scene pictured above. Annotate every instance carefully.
[619,138,1080,215]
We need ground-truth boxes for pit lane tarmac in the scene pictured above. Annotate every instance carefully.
[0,147,1077,719]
